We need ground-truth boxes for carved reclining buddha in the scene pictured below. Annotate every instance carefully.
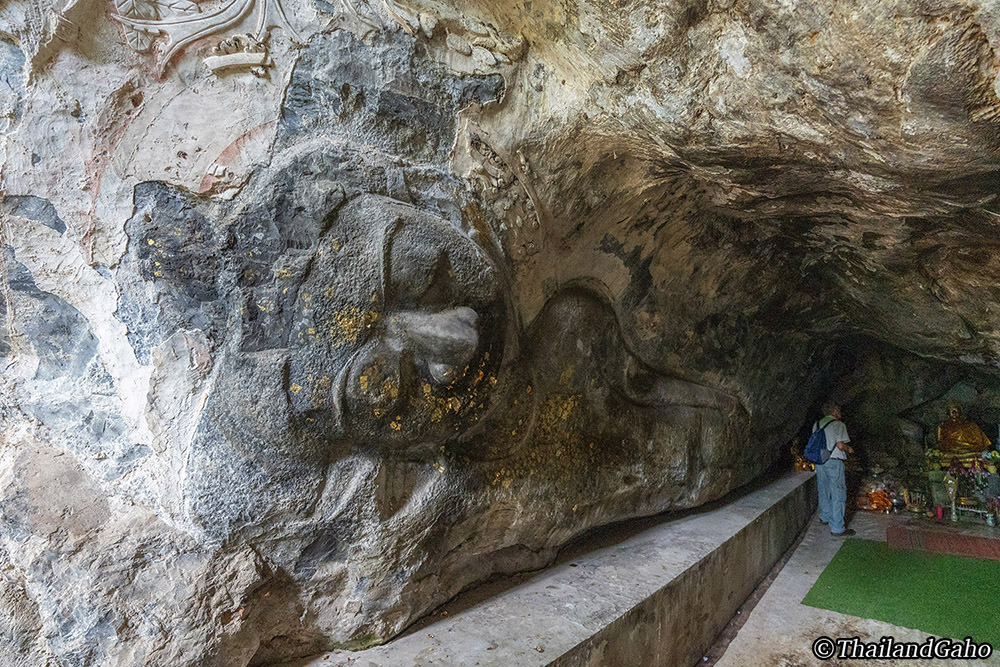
[2,0,1000,662]
[166,139,759,648]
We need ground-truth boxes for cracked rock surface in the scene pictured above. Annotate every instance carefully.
[1,0,999,663]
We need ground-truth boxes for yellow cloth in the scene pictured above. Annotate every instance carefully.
[938,418,991,467]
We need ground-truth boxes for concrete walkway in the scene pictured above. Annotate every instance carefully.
[716,512,1000,667]
[288,473,813,667]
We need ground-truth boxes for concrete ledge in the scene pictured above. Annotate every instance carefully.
[306,472,816,667]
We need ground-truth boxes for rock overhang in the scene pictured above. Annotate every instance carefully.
[1,0,999,663]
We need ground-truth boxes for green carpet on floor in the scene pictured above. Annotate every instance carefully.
[802,538,1000,645]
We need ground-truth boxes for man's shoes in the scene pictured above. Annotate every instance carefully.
[831,529,856,537]
[819,519,828,525]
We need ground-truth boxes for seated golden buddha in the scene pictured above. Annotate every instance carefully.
[937,403,992,467]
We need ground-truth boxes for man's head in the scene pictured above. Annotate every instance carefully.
[947,403,963,421]
[822,400,841,420]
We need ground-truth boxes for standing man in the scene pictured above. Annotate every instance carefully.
[814,400,855,537]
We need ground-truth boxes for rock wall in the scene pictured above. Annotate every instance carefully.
[1,0,999,664]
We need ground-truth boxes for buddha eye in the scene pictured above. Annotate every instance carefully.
[387,222,459,309]
[383,213,498,311]
[391,245,457,309]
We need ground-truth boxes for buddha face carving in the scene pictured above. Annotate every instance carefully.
[285,194,507,458]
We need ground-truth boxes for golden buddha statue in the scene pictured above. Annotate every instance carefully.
[937,403,992,467]
[791,440,813,472]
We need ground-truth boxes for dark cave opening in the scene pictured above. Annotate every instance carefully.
[793,333,1000,510]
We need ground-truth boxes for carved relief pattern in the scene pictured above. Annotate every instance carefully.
[112,0,297,73]
[114,0,199,52]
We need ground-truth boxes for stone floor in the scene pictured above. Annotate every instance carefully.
[714,511,1000,667]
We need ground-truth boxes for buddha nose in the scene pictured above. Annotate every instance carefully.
[387,307,479,384]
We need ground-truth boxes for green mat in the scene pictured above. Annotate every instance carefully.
[802,538,1000,646]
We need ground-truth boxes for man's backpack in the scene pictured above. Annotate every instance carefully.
[804,417,835,464]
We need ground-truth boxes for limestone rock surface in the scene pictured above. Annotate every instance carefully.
[1,0,999,663]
